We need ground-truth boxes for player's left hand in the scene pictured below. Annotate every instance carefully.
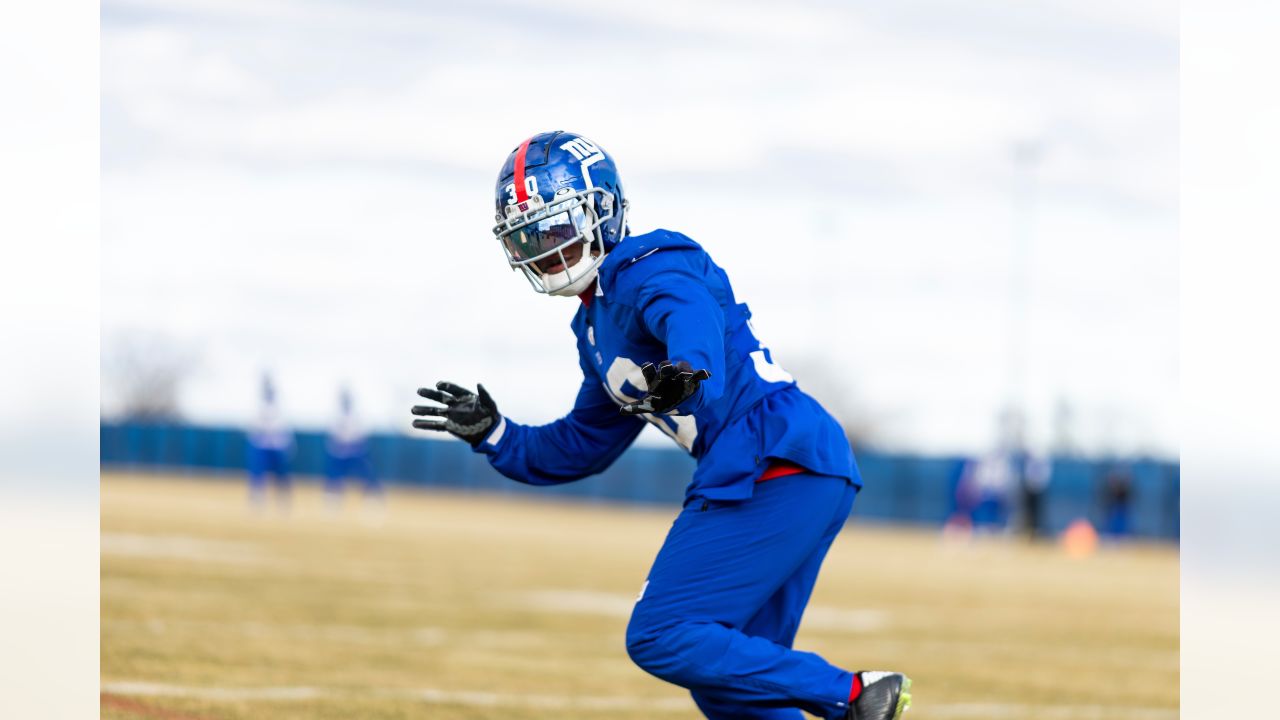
[412,381,500,446]
[619,360,711,416]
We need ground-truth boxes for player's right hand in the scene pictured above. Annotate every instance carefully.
[619,360,711,416]
[412,381,500,446]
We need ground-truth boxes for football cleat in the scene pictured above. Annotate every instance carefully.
[846,671,912,720]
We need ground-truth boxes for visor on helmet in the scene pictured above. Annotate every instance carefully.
[492,186,618,295]
[500,200,592,263]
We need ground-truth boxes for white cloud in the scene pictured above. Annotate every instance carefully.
[101,0,1178,456]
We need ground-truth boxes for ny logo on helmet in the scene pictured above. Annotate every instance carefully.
[561,137,603,162]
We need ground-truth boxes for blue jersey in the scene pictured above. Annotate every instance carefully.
[474,229,860,503]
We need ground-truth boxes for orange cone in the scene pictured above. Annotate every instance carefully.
[1061,518,1099,558]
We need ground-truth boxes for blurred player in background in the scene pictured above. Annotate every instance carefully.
[412,132,911,720]
[324,388,380,511]
[966,450,1013,533]
[1100,462,1134,538]
[1016,449,1052,540]
[247,373,293,510]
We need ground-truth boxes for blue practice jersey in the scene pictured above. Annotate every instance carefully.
[474,229,860,503]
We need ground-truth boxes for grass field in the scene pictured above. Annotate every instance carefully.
[102,473,1178,719]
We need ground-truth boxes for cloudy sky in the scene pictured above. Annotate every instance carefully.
[101,0,1178,457]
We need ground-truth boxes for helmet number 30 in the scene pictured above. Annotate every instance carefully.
[505,176,539,205]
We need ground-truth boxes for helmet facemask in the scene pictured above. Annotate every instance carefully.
[493,186,621,297]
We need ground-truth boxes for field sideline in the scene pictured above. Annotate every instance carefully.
[102,474,1178,720]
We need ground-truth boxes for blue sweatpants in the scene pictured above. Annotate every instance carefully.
[324,454,378,495]
[248,447,290,492]
[626,472,859,720]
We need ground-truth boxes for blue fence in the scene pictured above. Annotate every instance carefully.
[100,422,1179,540]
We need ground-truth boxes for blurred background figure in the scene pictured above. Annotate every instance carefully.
[1017,450,1053,540]
[948,451,1012,536]
[324,388,380,512]
[968,450,1014,533]
[1100,462,1135,539]
[247,374,293,511]
[945,457,979,537]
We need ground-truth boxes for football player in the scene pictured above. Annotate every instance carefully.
[412,132,911,720]
[247,374,293,510]
[323,388,379,509]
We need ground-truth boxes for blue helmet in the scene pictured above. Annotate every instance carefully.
[492,131,629,296]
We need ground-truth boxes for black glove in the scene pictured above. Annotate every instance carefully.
[412,381,500,446]
[619,360,711,416]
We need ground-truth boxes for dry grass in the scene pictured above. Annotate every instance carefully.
[102,473,1178,719]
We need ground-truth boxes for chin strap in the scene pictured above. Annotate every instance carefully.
[577,279,598,307]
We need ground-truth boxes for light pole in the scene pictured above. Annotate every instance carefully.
[1004,140,1042,450]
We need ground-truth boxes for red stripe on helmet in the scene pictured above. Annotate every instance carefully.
[513,137,532,203]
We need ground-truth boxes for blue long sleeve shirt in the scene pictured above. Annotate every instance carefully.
[473,229,859,503]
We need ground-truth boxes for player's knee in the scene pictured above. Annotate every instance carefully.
[625,614,707,683]
[626,635,682,682]
[625,616,656,669]
[625,612,676,678]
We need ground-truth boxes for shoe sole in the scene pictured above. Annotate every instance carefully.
[893,676,913,718]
